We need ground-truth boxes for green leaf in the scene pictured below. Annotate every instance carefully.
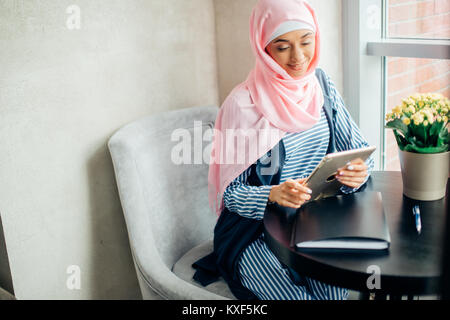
[428,121,444,146]
[424,125,428,144]
[437,128,449,148]
[430,121,444,137]
[392,130,407,150]
[409,122,427,145]
[406,144,448,154]
[407,136,425,148]
[385,119,408,136]
[439,126,450,143]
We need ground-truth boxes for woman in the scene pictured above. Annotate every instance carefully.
[194,0,374,300]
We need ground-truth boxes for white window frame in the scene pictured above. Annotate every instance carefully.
[343,0,450,170]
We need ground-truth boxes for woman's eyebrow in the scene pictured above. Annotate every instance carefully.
[273,39,289,43]
[273,32,314,44]
[301,32,314,38]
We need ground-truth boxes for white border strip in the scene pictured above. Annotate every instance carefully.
[367,39,450,59]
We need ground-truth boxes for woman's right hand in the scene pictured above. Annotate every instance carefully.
[268,178,312,209]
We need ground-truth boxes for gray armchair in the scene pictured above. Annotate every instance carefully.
[108,105,236,300]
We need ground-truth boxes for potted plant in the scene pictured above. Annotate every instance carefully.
[385,93,450,201]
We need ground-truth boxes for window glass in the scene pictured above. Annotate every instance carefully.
[387,0,450,40]
[384,57,450,170]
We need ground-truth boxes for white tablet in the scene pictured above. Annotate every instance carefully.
[304,146,376,202]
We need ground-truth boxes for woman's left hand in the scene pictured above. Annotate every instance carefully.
[336,158,368,189]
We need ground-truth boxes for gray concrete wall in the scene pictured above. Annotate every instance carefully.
[0,0,218,299]
[0,0,343,299]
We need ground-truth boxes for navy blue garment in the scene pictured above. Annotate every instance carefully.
[192,69,339,300]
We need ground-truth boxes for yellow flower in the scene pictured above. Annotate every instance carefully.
[385,113,392,121]
[411,112,424,124]
[422,108,434,122]
[431,106,438,114]
[392,105,402,114]
[431,93,442,100]
[390,93,448,130]
[411,93,421,101]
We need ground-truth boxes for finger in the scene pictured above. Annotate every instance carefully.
[338,172,367,181]
[290,180,313,194]
[283,191,311,203]
[287,189,311,202]
[349,158,364,164]
[345,163,368,171]
[336,176,363,187]
[346,160,367,169]
[280,198,305,209]
[295,184,313,195]
[296,192,311,202]
[281,193,301,204]
[337,176,366,186]
[338,181,361,189]
[338,158,367,170]
[284,181,312,195]
[284,179,301,190]
[354,158,367,165]
[297,178,313,192]
[337,169,368,178]
[337,175,366,182]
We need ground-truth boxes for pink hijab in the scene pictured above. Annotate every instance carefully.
[208,0,324,216]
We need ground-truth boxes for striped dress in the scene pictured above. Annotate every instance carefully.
[222,76,375,300]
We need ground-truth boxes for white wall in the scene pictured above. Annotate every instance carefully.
[0,0,218,299]
[214,0,343,104]
[0,0,343,300]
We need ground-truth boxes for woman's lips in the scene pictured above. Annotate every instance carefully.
[287,63,306,71]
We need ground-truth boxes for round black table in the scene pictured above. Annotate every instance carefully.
[263,171,448,296]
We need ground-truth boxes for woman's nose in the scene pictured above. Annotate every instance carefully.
[291,46,305,63]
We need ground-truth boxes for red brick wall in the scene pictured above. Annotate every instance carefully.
[385,0,450,170]
[389,0,449,38]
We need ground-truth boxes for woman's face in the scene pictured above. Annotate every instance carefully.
[265,29,315,78]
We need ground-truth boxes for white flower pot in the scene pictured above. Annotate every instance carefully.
[398,149,450,201]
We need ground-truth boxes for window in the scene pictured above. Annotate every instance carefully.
[387,0,450,40]
[385,57,450,170]
[343,0,450,170]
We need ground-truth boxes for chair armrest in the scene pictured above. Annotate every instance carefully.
[133,252,229,300]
